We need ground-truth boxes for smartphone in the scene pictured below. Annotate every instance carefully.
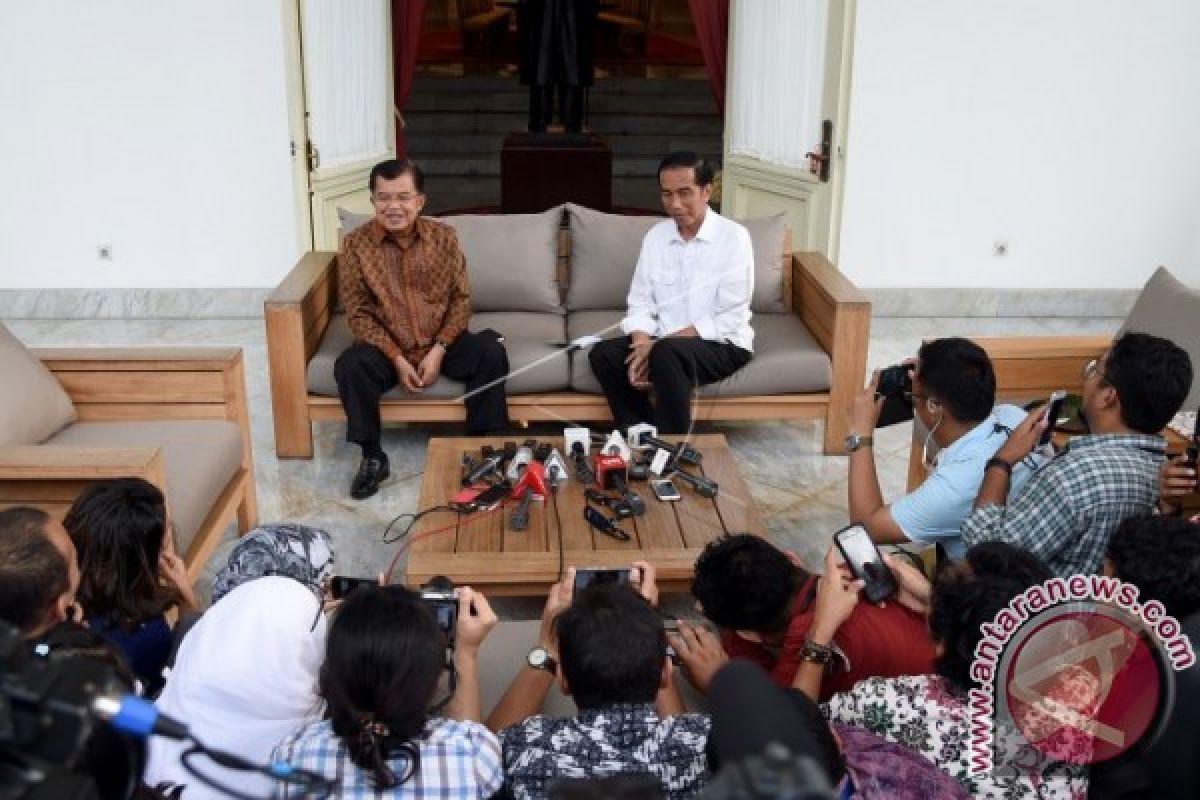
[649,478,681,502]
[330,575,376,600]
[473,482,511,511]
[573,567,631,597]
[1039,390,1068,447]
[832,524,898,604]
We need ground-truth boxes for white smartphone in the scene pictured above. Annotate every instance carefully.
[649,478,681,502]
[1039,390,1067,447]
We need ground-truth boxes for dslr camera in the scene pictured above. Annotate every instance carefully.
[875,362,915,427]
[420,575,458,646]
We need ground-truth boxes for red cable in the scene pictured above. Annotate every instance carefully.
[383,500,512,583]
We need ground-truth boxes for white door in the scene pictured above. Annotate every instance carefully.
[721,0,855,260]
[298,0,396,251]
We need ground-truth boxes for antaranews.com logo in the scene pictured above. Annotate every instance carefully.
[968,574,1195,776]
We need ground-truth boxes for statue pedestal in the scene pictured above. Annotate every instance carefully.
[501,132,612,213]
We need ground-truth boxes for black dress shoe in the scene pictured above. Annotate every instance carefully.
[350,454,390,499]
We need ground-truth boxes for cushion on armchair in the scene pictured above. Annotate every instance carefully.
[0,321,76,446]
[1119,267,1200,408]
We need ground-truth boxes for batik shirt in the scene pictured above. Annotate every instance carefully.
[824,675,1088,799]
[499,703,710,800]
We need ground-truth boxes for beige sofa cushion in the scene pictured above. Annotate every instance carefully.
[566,311,831,396]
[0,321,76,446]
[307,312,569,398]
[564,205,789,313]
[338,207,565,313]
[43,421,243,556]
[1119,267,1200,409]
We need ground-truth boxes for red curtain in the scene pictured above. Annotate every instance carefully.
[687,0,729,113]
[392,0,427,158]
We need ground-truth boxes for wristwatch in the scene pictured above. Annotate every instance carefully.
[985,456,1013,477]
[845,433,874,453]
[527,645,557,673]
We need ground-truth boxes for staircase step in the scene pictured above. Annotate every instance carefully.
[405,112,722,136]
[411,74,712,95]
[410,131,722,156]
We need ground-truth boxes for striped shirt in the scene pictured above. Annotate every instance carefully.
[271,718,503,800]
[960,433,1166,576]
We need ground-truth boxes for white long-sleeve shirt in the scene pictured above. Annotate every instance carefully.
[619,209,755,352]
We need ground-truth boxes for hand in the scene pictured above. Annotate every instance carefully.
[628,359,651,391]
[539,569,575,648]
[626,335,653,390]
[845,370,885,434]
[1158,455,1198,514]
[394,355,423,393]
[995,402,1051,464]
[455,586,497,652]
[416,345,445,388]
[159,549,200,611]
[670,620,728,693]
[881,553,932,615]
[810,547,863,643]
[631,560,659,607]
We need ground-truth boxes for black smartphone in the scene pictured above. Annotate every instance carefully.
[474,482,511,511]
[330,576,375,600]
[832,523,898,604]
[1188,407,1199,468]
[1039,390,1068,447]
[573,567,631,597]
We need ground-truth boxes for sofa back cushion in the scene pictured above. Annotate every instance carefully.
[337,207,564,313]
[0,321,77,446]
[564,204,790,312]
[1119,266,1200,409]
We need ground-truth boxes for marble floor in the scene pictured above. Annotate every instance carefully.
[6,314,1121,616]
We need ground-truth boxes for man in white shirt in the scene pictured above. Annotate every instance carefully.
[588,152,754,433]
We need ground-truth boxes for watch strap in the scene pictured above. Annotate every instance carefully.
[985,457,1013,477]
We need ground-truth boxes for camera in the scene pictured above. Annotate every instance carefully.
[875,363,915,427]
[420,576,458,646]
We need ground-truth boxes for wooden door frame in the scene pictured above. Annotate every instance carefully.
[282,0,314,252]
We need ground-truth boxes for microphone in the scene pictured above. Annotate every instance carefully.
[463,453,503,486]
[92,694,189,740]
[672,467,718,499]
[570,441,596,484]
[510,462,548,531]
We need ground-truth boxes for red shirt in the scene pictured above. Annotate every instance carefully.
[720,575,937,702]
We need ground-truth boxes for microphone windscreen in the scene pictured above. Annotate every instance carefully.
[707,661,820,767]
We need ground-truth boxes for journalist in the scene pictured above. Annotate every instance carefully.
[0,506,80,638]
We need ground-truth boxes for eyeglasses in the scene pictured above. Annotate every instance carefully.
[372,192,420,206]
[1084,358,1110,384]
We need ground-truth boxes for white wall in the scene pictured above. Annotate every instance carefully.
[0,1,299,289]
[839,0,1200,289]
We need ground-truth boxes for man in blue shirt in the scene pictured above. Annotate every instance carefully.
[845,337,1037,560]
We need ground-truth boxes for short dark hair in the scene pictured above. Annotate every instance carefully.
[63,478,171,629]
[320,585,446,789]
[916,337,996,424]
[368,158,425,193]
[692,534,803,633]
[657,151,715,187]
[1107,515,1200,620]
[929,542,1053,692]
[556,583,666,710]
[1104,332,1193,434]
[0,507,66,633]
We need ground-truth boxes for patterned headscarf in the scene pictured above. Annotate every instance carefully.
[211,523,335,604]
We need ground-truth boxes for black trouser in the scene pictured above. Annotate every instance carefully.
[334,332,510,446]
[588,336,752,434]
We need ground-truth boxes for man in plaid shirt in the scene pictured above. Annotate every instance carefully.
[961,332,1192,577]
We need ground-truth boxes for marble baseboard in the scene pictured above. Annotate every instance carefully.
[1,286,1138,320]
[0,288,270,319]
[865,288,1139,319]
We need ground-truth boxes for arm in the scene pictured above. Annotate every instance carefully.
[447,588,497,723]
[434,230,472,346]
[693,228,753,344]
[620,240,661,338]
[339,240,402,362]
[961,466,1076,564]
[844,371,909,544]
[485,571,573,732]
[793,549,863,702]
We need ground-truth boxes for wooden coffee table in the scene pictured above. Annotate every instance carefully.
[404,434,767,594]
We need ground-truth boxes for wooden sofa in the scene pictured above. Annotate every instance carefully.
[266,211,870,460]
[0,347,258,578]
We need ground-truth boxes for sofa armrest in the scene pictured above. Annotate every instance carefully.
[266,251,338,459]
[971,335,1111,400]
[0,446,166,488]
[791,252,871,453]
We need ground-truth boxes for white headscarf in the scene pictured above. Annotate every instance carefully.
[143,576,327,799]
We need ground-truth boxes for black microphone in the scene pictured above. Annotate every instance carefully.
[463,453,503,486]
[672,468,718,499]
[570,441,596,484]
[647,436,702,467]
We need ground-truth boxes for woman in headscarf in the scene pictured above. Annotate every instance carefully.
[142,576,327,799]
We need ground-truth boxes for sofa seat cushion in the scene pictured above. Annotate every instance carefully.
[307,312,569,398]
[0,321,77,446]
[1118,267,1200,409]
[567,311,832,396]
[43,421,243,556]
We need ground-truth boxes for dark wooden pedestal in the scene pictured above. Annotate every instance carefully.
[501,132,612,213]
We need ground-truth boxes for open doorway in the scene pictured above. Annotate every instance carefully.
[402,0,721,213]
